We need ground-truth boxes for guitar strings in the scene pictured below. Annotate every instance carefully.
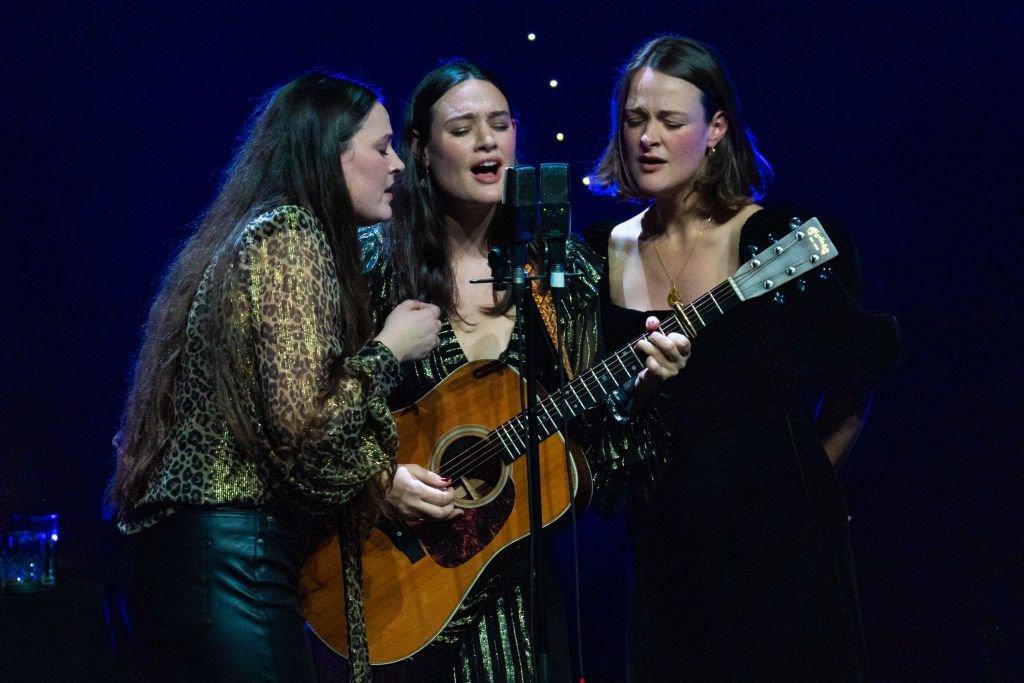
[437,317,685,482]
[437,282,736,481]
[438,246,821,482]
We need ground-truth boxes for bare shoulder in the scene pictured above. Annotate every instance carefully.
[608,209,647,255]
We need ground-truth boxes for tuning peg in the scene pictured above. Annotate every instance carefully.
[796,278,807,292]
[772,291,786,305]
[818,267,833,281]
[746,244,759,257]
[767,232,778,243]
[789,216,802,230]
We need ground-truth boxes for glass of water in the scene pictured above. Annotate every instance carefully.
[10,513,59,586]
[2,531,46,593]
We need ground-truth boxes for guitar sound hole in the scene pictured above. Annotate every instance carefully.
[440,435,506,506]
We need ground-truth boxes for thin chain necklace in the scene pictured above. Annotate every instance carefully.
[650,214,713,308]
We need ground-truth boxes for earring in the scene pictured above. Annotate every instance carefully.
[419,166,430,189]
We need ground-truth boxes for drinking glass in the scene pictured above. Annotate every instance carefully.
[1,531,45,593]
[10,513,58,586]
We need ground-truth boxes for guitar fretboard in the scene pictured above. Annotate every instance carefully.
[490,279,741,460]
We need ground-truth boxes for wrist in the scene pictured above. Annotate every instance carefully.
[372,333,400,362]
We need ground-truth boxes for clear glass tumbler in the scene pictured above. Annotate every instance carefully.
[10,514,58,586]
[1,531,45,593]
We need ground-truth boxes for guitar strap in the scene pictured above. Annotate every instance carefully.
[525,264,575,381]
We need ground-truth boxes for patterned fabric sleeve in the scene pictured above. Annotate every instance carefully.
[235,206,399,515]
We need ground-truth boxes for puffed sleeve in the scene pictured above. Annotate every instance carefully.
[800,219,903,396]
[235,207,399,514]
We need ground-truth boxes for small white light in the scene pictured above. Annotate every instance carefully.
[582,176,591,186]
[527,33,536,41]
[555,132,565,141]
[549,79,558,88]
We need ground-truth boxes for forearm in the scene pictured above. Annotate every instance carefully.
[816,391,872,467]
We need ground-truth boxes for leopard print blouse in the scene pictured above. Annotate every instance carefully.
[119,205,398,533]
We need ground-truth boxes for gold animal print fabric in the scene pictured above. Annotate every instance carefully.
[119,205,398,533]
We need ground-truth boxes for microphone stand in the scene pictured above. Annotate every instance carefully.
[472,165,549,681]
[512,234,549,683]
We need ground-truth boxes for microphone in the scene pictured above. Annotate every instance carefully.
[539,163,570,294]
[502,165,536,294]
[503,164,537,238]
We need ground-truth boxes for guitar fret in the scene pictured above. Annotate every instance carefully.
[661,316,683,334]
[592,371,607,393]
[507,421,526,454]
[707,290,724,314]
[567,382,585,413]
[629,344,643,364]
[493,426,512,457]
[580,377,597,403]
[689,303,705,328]
[616,352,632,378]
[539,400,555,426]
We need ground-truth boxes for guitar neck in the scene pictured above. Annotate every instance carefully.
[492,279,742,457]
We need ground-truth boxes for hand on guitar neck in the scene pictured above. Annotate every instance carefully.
[632,315,692,404]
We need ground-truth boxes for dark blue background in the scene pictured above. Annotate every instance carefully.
[3,1,1021,678]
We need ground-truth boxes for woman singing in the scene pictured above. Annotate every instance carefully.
[105,73,441,681]
[587,36,901,679]
[356,60,690,681]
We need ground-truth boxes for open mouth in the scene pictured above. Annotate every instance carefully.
[470,159,503,183]
[638,155,666,172]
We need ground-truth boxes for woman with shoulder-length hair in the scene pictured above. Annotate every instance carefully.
[105,72,441,681]
[352,59,689,680]
[586,35,901,679]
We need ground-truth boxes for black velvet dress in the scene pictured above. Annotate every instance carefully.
[586,208,901,680]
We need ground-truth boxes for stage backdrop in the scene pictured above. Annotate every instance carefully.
[3,1,1021,678]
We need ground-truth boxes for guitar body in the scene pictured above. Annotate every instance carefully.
[299,360,591,664]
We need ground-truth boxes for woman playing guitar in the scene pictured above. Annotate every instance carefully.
[354,60,690,680]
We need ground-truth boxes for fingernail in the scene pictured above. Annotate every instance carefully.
[440,476,451,483]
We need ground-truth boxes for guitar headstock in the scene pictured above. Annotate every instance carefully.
[730,217,837,301]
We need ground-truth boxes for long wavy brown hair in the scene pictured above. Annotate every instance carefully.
[110,73,389,531]
[591,35,773,225]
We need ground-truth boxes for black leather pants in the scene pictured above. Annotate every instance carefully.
[105,507,316,682]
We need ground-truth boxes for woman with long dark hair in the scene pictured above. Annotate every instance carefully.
[587,36,901,678]
[355,60,690,680]
[105,72,441,681]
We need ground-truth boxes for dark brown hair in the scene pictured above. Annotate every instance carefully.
[591,35,772,222]
[111,73,383,523]
[385,60,518,319]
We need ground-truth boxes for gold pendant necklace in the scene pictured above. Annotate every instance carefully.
[651,215,713,308]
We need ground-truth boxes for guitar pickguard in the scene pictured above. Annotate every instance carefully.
[414,480,516,568]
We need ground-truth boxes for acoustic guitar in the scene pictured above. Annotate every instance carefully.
[299,217,838,664]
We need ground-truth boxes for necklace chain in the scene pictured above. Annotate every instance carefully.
[651,215,713,308]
